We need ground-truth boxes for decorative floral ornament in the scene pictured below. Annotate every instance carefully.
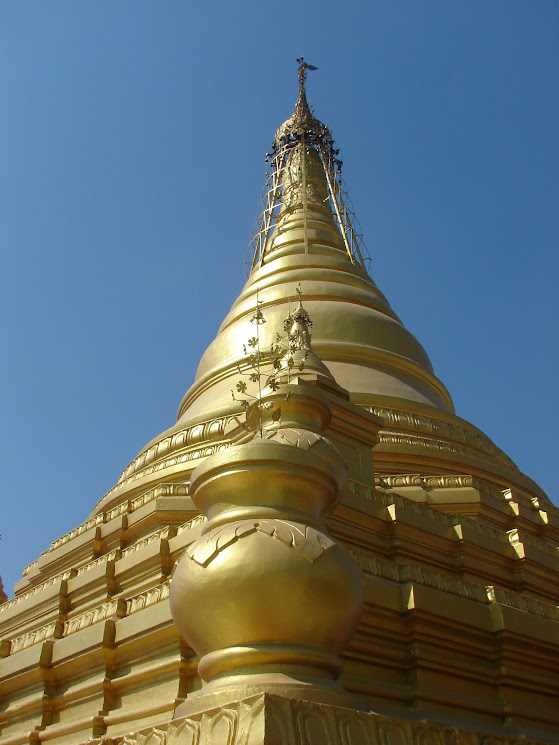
[231,285,313,435]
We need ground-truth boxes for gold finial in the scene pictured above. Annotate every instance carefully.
[272,59,328,148]
[296,57,318,99]
[248,61,369,272]
[293,57,318,126]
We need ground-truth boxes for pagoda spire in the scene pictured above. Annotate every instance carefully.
[287,57,322,139]
[173,60,454,431]
[249,58,367,271]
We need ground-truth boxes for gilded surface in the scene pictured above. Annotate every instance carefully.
[84,695,558,745]
[2,61,558,745]
[170,341,370,690]
[187,519,335,566]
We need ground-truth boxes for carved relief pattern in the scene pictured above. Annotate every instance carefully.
[121,527,174,558]
[506,529,559,559]
[188,520,335,567]
[2,514,210,650]
[350,480,458,528]
[8,483,193,597]
[106,499,134,522]
[377,432,514,474]
[99,443,230,503]
[350,548,489,604]
[64,599,126,636]
[375,473,501,500]
[350,480,533,544]
[117,419,225,482]
[348,546,559,622]
[96,415,242,505]
[8,620,62,654]
[83,694,558,745]
[369,407,555,505]
[5,511,204,616]
[92,481,191,534]
[369,406,517,470]
[126,581,170,616]
[4,583,172,655]
[76,550,122,576]
[486,586,559,621]
[50,513,106,552]
[21,559,39,576]
[0,569,75,614]
[177,514,207,534]
[129,482,189,514]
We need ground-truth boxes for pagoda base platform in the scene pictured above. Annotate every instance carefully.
[85,691,556,745]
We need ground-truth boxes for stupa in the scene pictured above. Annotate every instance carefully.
[1,60,558,745]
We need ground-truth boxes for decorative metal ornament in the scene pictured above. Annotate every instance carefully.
[248,57,369,273]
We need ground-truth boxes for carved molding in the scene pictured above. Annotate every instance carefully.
[107,443,230,499]
[89,415,243,509]
[51,513,106,552]
[486,585,559,621]
[82,693,557,745]
[126,581,170,616]
[369,407,556,507]
[507,528,559,560]
[361,478,559,552]
[2,513,204,629]
[64,599,126,636]
[76,550,122,576]
[177,514,207,534]
[350,480,455,526]
[129,482,189,514]
[4,582,172,655]
[117,417,236,485]
[21,559,39,577]
[1,515,207,649]
[121,527,175,558]
[10,483,191,595]
[368,406,517,471]
[351,548,489,605]
[351,547,559,622]
[377,473,474,489]
[375,473,502,500]
[188,520,335,567]
[350,480,508,543]
[377,431,514,474]
[8,620,62,654]
[0,569,75,615]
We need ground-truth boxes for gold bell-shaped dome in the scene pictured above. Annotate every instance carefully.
[178,80,452,423]
[91,57,550,517]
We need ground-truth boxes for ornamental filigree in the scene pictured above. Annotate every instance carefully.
[231,286,314,436]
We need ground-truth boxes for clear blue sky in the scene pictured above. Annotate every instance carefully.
[1,2,558,596]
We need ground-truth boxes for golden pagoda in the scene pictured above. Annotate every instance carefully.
[1,60,558,745]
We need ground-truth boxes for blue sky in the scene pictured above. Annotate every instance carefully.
[1,2,558,596]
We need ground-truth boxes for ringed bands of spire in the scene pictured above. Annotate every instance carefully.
[248,58,368,273]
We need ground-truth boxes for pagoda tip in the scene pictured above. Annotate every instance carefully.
[296,57,318,93]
